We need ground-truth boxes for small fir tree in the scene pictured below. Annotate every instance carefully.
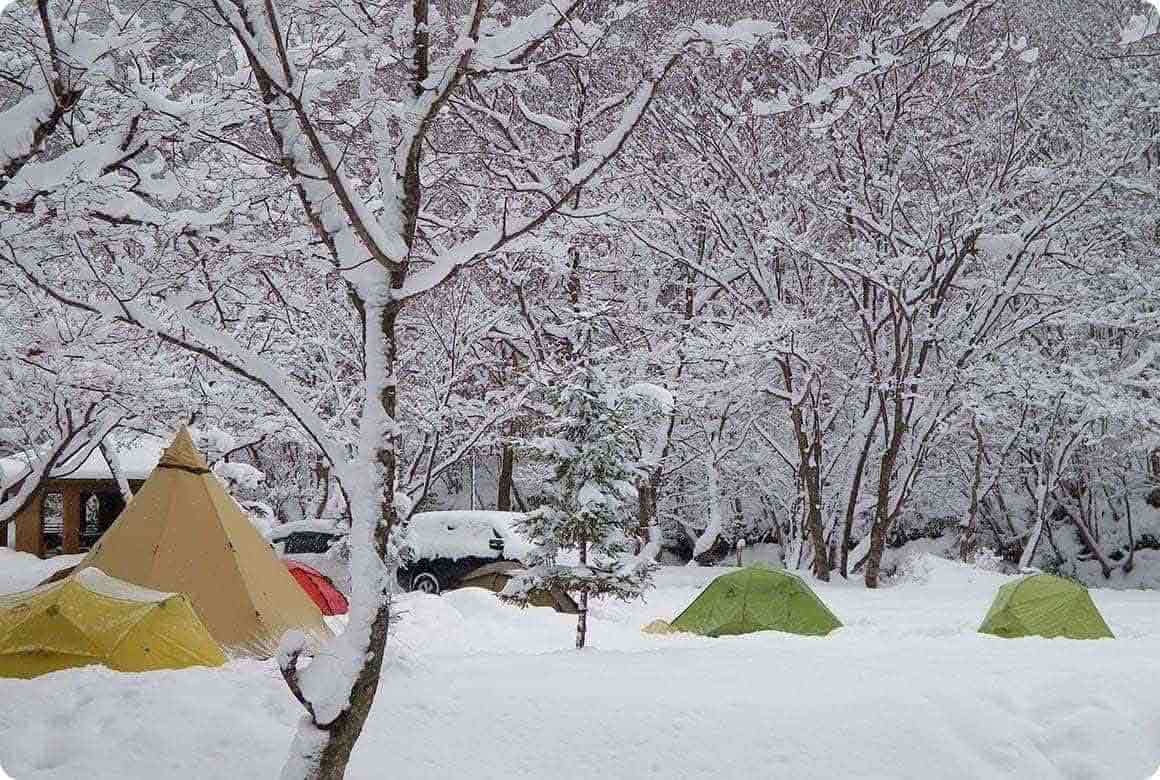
[502,365,656,648]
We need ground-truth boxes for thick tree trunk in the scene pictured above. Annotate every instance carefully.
[779,360,829,580]
[863,397,904,589]
[803,483,829,580]
[693,460,725,563]
[282,304,400,780]
[637,475,655,540]
[496,442,515,512]
[293,583,392,780]
[863,520,889,589]
[802,474,829,581]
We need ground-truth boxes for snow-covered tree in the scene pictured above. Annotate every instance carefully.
[2,0,780,774]
[503,363,654,649]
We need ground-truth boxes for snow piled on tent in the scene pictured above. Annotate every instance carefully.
[0,556,1158,778]
[71,568,177,603]
[0,549,81,594]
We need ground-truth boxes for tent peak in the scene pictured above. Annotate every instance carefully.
[159,427,210,473]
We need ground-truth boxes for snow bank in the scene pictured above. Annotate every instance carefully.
[0,662,293,779]
[0,554,1157,779]
[1075,549,1160,591]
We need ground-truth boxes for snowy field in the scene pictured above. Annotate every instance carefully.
[1,550,1159,780]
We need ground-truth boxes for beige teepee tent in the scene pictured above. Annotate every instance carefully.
[72,429,331,658]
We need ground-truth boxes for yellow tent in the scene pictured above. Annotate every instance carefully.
[72,429,331,658]
[0,568,225,679]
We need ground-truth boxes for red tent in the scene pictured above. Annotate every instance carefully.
[284,561,348,616]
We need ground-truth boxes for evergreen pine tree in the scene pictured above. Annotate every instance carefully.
[502,364,655,648]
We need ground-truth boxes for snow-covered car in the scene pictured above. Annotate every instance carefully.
[398,511,531,595]
[268,519,346,555]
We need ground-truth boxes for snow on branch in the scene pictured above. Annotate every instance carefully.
[0,408,124,528]
[399,19,780,301]
[4,252,353,481]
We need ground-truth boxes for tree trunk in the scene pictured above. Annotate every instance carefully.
[281,303,399,780]
[575,589,589,649]
[637,475,655,541]
[1122,479,1135,574]
[863,396,904,589]
[575,539,588,649]
[803,481,828,580]
[802,469,829,581]
[1018,482,1050,571]
[693,460,725,563]
[1063,503,1114,578]
[288,578,392,780]
[496,442,515,512]
[863,520,889,589]
[839,409,877,578]
[636,468,665,560]
[959,420,984,561]
[780,360,829,580]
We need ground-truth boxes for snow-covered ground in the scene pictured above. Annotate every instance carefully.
[1,551,1158,779]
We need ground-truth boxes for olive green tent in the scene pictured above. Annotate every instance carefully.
[670,567,842,637]
[978,573,1114,640]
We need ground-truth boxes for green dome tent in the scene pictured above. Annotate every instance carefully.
[978,573,1114,640]
[670,567,842,637]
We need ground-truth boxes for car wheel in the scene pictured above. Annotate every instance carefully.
[411,572,440,595]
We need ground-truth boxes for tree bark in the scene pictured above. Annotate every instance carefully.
[959,419,984,561]
[575,539,588,649]
[863,520,889,589]
[496,442,515,512]
[637,474,655,541]
[863,394,905,589]
[1062,502,1114,578]
[780,360,829,580]
[839,408,878,578]
[282,305,399,780]
[1122,476,1135,574]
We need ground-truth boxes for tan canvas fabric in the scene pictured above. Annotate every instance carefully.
[460,562,580,614]
[73,429,330,658]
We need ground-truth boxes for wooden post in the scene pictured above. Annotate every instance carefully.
[62,488,83,554]
[14,492,45,557]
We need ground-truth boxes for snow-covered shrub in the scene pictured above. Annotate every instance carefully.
[214,461,266,493]
[973,547,1005,573]
[240,500,277,538]
[894,552,937,584]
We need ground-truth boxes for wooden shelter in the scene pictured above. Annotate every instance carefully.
[1,437,163,558]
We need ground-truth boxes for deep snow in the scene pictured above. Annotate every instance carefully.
[0,552,1158,779]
